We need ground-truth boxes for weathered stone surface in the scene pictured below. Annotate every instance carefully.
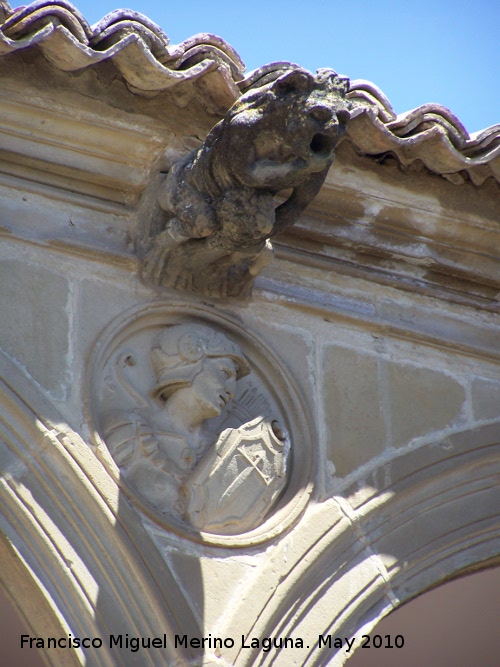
[1,4,499,667]
[343,421,500,513]
[0,260,69,398]
[140,68,351,297]
[322,346,387,477]
[77,277,139,361]
[387,363,466,448]
[471,377,500,421]
[98,322,288,535]
[166,549,258,628]
[242,310,318,432]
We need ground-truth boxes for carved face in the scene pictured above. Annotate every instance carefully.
[184,356,238,422]
[217,68,350,190]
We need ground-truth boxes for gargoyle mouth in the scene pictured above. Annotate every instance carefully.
[310,133,335,156]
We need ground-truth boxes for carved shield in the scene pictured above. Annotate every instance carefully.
[184,417,289,535]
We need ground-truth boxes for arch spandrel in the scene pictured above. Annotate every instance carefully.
[1,326,499,666]
[210,421,500,667]
[0,351,201,667]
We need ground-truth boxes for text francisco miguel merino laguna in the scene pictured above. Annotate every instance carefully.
[20,632,386,654]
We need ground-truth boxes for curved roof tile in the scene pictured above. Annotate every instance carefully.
[1,0,498,185]
[0,0,245,89]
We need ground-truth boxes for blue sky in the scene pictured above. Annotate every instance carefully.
[63,1,498,132]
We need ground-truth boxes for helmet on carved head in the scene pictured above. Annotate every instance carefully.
[151,324,250,401]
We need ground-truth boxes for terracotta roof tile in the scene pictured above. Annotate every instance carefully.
[1,0,498,185]
[0,0,244,90]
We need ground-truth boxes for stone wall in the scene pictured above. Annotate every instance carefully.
[1,4,499,666]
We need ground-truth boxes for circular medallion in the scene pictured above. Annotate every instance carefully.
[85,302,313,547]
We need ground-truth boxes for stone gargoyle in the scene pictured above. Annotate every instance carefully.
[140,67,351,297]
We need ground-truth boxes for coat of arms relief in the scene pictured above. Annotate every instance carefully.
[89,306,310,544]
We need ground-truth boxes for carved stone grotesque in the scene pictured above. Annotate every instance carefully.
[102,323,289,535]
[141,67,351,297]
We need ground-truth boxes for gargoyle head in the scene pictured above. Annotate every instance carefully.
[211,67,351,191]
[146,66,352,297]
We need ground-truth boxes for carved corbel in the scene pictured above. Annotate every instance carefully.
[140,67,351,297]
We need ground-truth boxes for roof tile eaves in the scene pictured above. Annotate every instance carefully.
[0,1,245,85]
[0,0,498,185]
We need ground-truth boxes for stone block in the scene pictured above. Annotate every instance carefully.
[0,260,69,397]
[167,549,258,628]
[246,310,317,428]
[471,377,500,421]
[343,421,500,514]
[322,345,387,477]
[77,276,141,362]
[387,362,466,447]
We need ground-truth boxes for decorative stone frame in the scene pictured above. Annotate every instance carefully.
[84,302,315,547]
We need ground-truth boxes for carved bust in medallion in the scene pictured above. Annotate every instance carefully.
[101,323,289,535]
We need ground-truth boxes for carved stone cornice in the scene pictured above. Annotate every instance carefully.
[0,80,498,357]
[0,88,165,207]
[1,1,498,184]
[273,145,500,314]
[1,3,498,336]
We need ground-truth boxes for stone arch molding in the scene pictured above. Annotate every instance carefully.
[1,344,499,666]
[0,350,200,667]
[210,421,500,667]
[85,302,314,547]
